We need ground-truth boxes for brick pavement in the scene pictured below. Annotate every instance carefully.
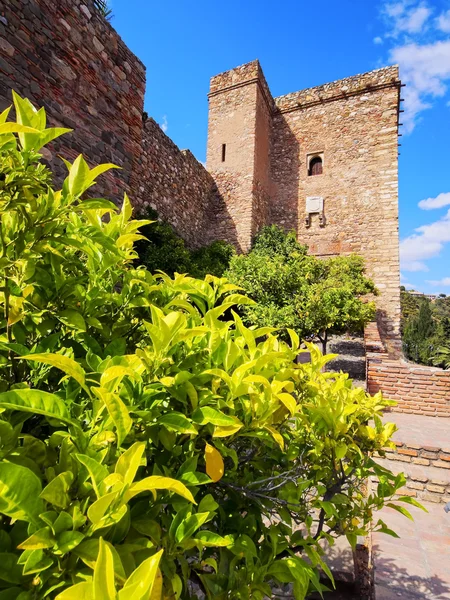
[373,501,450,599]
[386,412,450,450]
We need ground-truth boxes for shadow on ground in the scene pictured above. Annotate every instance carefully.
[374,553,450,599]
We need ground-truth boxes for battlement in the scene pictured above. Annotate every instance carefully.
[274,65,400,112]
[208,60,275,112]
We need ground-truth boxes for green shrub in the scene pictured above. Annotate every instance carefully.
[401,291,450,367]
[0,94,418,600]
[226,226,377,353]
[136,208,234,279]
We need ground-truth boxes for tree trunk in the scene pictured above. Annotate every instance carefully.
[320,331,328,354]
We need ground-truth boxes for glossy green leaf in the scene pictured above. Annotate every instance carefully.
[95,387,132,447]
[18,527,55,550]
[20,353,86,388]
[40,471,74,509]
[0,389,76,425]
[125,476,196,504]
[175,512,210,543]
[93,538,116,600]
[191,407,238,427]
[118,548,163,600]
[115,442,146,485]
[74,538,126,582]
[0,462,44,523]
[158,413,198,435]
[76,454,109,498]
[55,582,94,600]
[58,309,87,332]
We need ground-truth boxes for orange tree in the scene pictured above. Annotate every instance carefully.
[0,93,420,600]
[226,226,377,353]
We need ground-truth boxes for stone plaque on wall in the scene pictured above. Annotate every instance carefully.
[306,196,324,213]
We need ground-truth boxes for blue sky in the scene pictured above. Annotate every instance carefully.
[110,0,450,294]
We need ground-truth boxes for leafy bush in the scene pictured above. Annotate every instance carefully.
[433,344,450,369]
[401,290,450,367]
[136,207,234,279]
[226,226,377,353]
[0,94,416,600]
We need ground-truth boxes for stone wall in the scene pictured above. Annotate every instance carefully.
[365,323,450,417]
[0,5,403,351]
[272,67,401,352]
[206,61,401,352]
[136,117,217,248]
[206,61,273,251]
[0,0,146,199]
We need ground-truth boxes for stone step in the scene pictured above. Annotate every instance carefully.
[376,456,450,504]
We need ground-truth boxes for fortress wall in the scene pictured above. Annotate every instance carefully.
[365,323,450,417]
[271,67,401,352]
[0,0,146,199]
[136,117,216,248]
[206,62,263,251]
[206,61,278,251]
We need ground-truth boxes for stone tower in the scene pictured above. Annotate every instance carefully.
[206,60,402,353]
[206,61,273,252]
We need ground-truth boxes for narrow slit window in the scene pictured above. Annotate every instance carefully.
[221,143,226,162]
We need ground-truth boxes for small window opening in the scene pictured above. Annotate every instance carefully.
[221,143,226,162]
[308,156,323,176]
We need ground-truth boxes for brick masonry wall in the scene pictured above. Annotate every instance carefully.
[371,465,450,504]
[0,0,146,200]
[135,118,217,248]
[365,323,450,417]
[386,441,450,471]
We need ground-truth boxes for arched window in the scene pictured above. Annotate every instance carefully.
[309,156,323,176]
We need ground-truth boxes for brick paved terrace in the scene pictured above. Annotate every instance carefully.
[373,502,450,599]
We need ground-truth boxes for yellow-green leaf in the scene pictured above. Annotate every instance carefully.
[55,582,93,600]
[0,389,76,426]
[0,462,44,524]
[118,549,163,600]
[18,527,54,550]
[264,426,284,450]
[149,568,163,600]
[95,388,132,447]
[124,476,196,504]
[0,122,39,134]
[93,538,116,600]
[40,471,74,509]
[277,392,297,415]
[115,442,146,485]
[20,353,86,388]
[87,492,117,525]
[205,443,224,483]
[213,420,243,438]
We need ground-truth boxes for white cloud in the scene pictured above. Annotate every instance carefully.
[400,208,450,271]
[437,9,450,33]
[376,1,450,132]
[390,39,450,132]
[426,277,450,286]
[385,2,406,18]
[374,36,384,44]
[384,2,432,35]
[418,191,450,210]
[160,115,168,133]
